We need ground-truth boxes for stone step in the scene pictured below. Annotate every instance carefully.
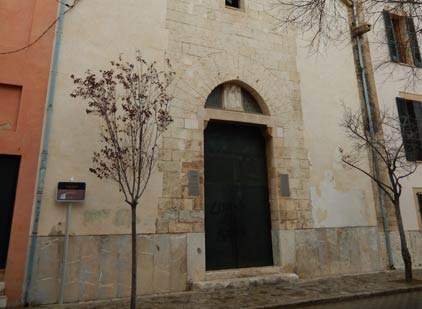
[0,296,6,308]
[193,272,299,291]
[205,266,288,281]
[0,282,4,296]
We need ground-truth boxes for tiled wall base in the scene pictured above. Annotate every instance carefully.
[28,234,187,305]
[28,228,422,305]
[276,227,384,277]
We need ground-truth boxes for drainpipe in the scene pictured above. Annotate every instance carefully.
[350,0,395,269]
[23,2,66,305]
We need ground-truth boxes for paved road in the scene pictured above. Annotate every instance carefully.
[301,291,422,309]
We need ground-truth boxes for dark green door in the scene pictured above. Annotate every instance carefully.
[0,155,20,269]
[204,122,273,270]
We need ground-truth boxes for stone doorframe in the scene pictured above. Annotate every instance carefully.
[166,53,312,282]
[186,104,287,284]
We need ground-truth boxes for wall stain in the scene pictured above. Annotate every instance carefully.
[49,222,64,236]
[113,208,140,228]
[83,209,111,224]
[311,170,371,227]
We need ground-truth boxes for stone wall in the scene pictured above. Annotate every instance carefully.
[276,227,384,278]
[29,228,422,305]
[28,234,187,305]
[157,0,312,237]
[389,231,422,269]
[25,1,422,306]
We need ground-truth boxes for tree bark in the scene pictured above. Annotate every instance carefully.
[394,199,413,282]
[131,204,137,309]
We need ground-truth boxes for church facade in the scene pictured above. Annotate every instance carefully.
[1,0,421,306]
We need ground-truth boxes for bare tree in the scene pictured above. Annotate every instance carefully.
[272,0,422,46]
[70,53,174,308]
[339,106,419,281]
[271,0,422,84]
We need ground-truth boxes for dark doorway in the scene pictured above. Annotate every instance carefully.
[204,122,273,270]
[0,155,21,269]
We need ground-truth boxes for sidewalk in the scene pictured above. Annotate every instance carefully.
[44,270,422,308]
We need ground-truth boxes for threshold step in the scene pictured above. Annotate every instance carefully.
[205,266,288,281]
[193,272,299,291]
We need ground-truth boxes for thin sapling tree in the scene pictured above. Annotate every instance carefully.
[339,106,419,282]
[70,52,174,308]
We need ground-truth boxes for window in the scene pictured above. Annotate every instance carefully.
[205,83,263,114]
[417,192,422,224]
[226,0,240,9]
[206,85,223,109]
[241,88,262,113]
[383,11,422,67]
[396,97,422,161]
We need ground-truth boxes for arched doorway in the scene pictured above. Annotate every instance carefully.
[204,83,273,270]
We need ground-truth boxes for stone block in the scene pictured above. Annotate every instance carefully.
[179,210,204,223]
[349,229,362,274]
[325,228,340,275]
[97,236,118,299]
[274,230,296,273]
[170,235,187,291]
[187,233,205,283]
[138,235,154,295]
[337,229,352,273]
[63,236,81,303]
[152,235,171,292]
[79,236,100,301]
[295,230,320,278]
[185,118,199,129]
[409,231,422,268]
[30,237,61,305]
[316,229,330,275]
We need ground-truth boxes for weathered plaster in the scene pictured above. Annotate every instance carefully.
[37,0,169,236]
[310,171,372,227]
[297,16,377,229]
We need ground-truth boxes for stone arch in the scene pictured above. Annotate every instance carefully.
[205,80,271,116]
[170,52,291,119]
[163,52,311,280]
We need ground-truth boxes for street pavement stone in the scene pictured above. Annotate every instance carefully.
[43,270,422,308]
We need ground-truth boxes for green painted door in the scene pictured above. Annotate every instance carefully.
[204,122,273,270]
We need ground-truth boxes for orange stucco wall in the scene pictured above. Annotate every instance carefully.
[0,0,58,305]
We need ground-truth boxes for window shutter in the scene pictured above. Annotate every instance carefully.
[383,11,400,62]
[417,193,422,220]
[412,101,422,160]
[406,17,422,67]
[396,97,416,161]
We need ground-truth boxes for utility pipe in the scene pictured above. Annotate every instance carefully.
[23,1,67,305]
[351,0,395,269]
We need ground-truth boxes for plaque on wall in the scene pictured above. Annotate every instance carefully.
[56,182,86,203]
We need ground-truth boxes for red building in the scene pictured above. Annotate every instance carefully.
[0,0,58,306]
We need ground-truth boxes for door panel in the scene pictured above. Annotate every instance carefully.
[0,155,21,269]
[204,122,273,270]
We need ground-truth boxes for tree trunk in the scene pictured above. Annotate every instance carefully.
[394,199,413,282]
[131,204,137,309]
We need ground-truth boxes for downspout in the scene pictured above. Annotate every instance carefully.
[23,2,66,305]
[351,0,395,269]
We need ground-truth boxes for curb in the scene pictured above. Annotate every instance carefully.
[259,285,422,308]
